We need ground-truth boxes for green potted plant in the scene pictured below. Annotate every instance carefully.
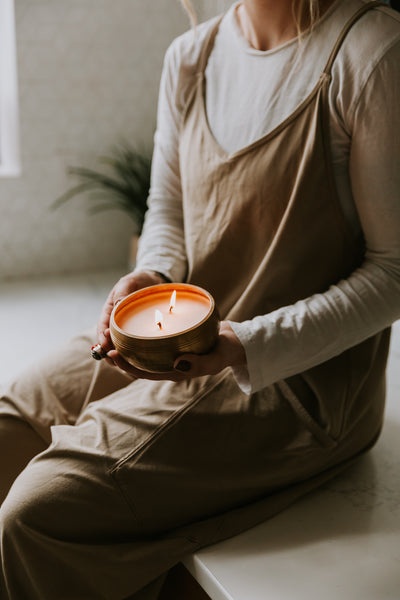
[52,143,151,266]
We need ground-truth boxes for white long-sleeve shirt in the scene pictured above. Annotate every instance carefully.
[135,0,400,394]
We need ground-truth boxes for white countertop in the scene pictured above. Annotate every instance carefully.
[185,323,400,600]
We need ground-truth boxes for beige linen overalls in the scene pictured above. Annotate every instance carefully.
[0,3,390,599]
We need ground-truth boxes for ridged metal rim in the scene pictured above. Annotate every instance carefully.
[109,283,220,372]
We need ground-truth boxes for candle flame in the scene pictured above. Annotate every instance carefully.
[155,309,163,330]
[169,290,177,313]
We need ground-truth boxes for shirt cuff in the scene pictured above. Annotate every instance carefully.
[228,319,264,395]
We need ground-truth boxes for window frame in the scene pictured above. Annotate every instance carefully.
[0,0,20,177]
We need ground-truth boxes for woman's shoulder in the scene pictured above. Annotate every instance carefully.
[341,1,400,59]
[328,1,400,126]
[318,0,400,67]
[161,16,221,113]
[165,16,221,69]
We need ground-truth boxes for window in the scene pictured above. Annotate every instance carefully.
[0,0,20,176]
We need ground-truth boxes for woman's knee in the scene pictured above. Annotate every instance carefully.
[0,456,55,544]
[1,444,133,545]
[0,416,47,506]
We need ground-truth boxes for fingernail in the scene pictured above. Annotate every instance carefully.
[175,360,191,372]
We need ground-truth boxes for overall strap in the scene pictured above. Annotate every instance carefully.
[197,16,224,75]
[323,1,388,76]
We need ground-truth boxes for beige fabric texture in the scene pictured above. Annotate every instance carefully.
[136,0,400,395]
[0,3,391,598]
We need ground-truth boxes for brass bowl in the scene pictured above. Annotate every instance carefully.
[110,283,220,373]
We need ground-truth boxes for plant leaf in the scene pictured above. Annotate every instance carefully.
[52,143,152,234]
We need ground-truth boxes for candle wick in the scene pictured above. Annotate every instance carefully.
[155,309,164,330]
[169,306,173,313]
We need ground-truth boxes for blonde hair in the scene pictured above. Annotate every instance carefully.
[180,0,197,28]
[180,1,323,34]
[292,0,321,38]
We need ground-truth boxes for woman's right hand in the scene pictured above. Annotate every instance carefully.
[96,270,167,355]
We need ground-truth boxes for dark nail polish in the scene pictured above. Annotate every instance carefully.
[175,360,191,372]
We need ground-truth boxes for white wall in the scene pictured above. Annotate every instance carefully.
[0,0,234,281]
[0,0,192,280]
[200,0,235,20]
[0,0,20,176]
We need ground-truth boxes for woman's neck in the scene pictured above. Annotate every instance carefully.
[236,0,297,52]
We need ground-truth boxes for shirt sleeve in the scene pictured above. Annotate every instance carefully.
[134,42,188,283]
[230,38,400,394]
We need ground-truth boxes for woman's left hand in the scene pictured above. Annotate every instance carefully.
[105,321,246,381]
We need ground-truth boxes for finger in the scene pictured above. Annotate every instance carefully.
[97,293,116,347]
[174,357,193,372]
[100,328,115,354]
[104,356,117,367]
[107,350,187,382]
[173,353,221,377]
[97,292,128,350]
[113,297,125,306]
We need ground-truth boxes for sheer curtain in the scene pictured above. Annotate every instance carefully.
[0,0,20,177]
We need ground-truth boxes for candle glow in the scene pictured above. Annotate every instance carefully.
[155,309,163,330]
[169,290,176,313]
[115,288,212,338]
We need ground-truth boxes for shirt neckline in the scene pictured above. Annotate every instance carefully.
[228,0,345,57]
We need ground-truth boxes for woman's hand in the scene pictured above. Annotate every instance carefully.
[106,321,247,381]
[96,270,167,356]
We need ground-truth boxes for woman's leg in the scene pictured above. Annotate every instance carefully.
[0,417,47,505]
[0,418,197,600]
[0,327,132,504]
[0,364,360,599]
[0,375,232,599]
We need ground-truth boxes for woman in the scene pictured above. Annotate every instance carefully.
[1,0,399,598]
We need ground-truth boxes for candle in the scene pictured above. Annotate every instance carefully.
[117,290,211,337]
[110,283,219,372]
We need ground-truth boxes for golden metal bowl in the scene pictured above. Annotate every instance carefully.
[110,283,220,373]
